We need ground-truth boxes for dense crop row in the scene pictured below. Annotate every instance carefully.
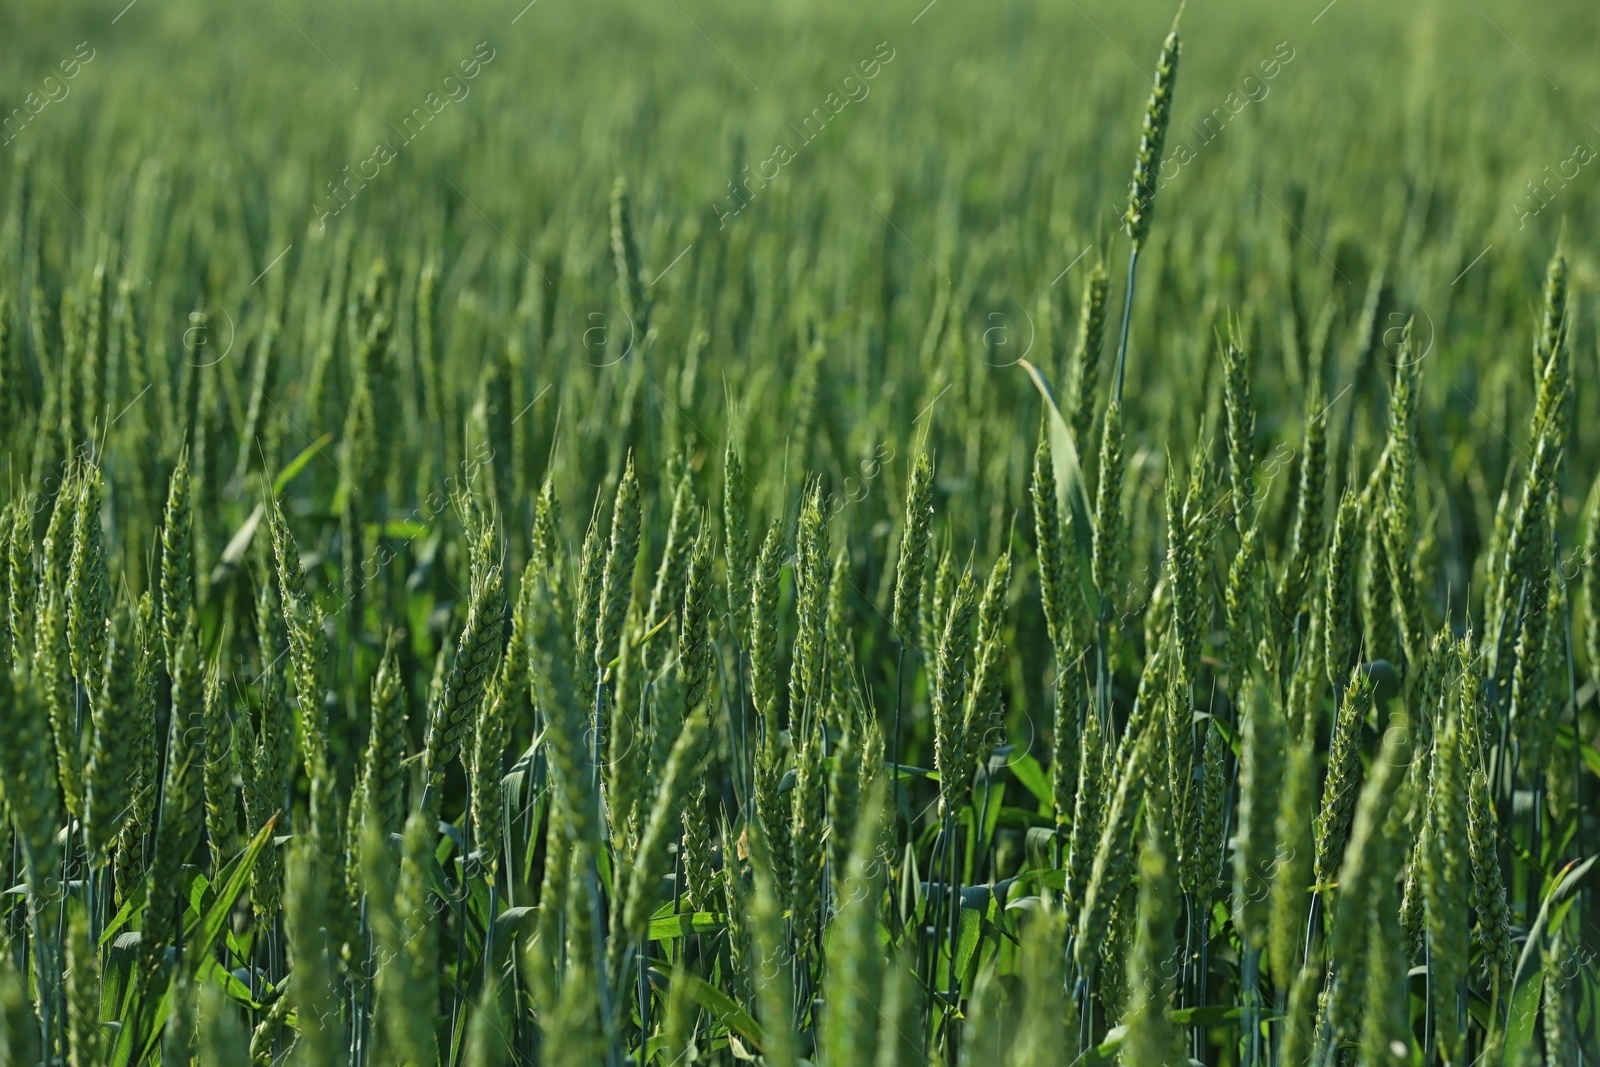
[0,0,1597,1064]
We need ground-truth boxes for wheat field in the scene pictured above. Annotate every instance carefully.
[0,0,1596,1063]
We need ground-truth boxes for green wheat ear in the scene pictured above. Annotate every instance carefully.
[201,653,236,874]
[3,495,36,660]
[1421,709,1470,1067]
[1583,475,1600,684]
[1069,262,1109,444]
[422,502,507,788]
[622,703,712,938]
[677,518,716,712]
[611,177,651,336]
[723,442,751,639]
[930,566,976,817]
[469,658,511,872]
[1221,333,1256,533]
[160,449,194,673]
[1533,249,1566,384]
[645,463,695,643]
[1323,489,1361,686]
[0,664,63,885]
[1122,824,1182,1066]
[1233,676,1284,950]
[892,451,934,641]
[1091,401,1127,608]
[793,485,832,713]
[1073,730,1151,980]
[823,548,856,731]
[1315,668,1371,889]
[284,837,342,1067]
[39,478,82,819]
[594,452,640,675]
[788,716,827,964]
[748,519,784,734]
[962,549,1012,781]
[197,980,249,1064]
[66,465,109,701]
[84,611,133,869]
[359,632,408,841]
[66,906,101,1067]
[1124,30,1181,251]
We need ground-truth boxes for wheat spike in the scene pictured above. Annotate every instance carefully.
[1233,678,1285,950]
[422,504,507,787]
[892,452,934,641]
[1123,31,1181,250]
